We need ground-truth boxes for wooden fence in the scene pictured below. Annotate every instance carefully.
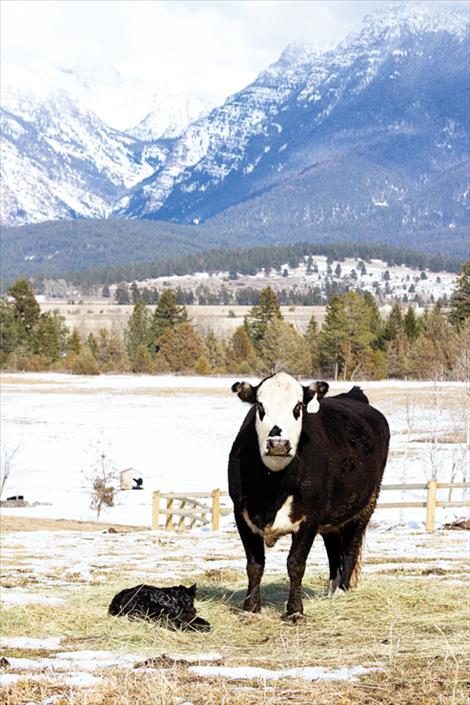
[151,481,469,533]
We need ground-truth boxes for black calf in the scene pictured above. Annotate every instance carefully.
[108,583,210,631]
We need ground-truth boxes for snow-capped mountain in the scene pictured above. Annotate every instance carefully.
[0,64,211,225]
[1,2,469,258]
[117,1,469,243]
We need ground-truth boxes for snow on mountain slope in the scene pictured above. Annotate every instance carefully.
[0,65,163,224]
[116,2,469,234]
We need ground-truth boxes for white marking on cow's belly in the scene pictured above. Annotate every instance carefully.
[264,496,305,548]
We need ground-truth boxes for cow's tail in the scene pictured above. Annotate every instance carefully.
[350,546,362,589]
[347,386,369,404]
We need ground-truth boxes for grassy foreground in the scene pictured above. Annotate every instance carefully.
[1,570,469,705]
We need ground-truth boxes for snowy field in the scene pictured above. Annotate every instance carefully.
[1,373,468,529]
[1,373,469,704]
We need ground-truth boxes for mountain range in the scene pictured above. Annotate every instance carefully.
[1,2,469,271]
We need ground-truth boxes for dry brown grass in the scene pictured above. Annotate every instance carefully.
[0,516,143,533]
[1,571,469,705]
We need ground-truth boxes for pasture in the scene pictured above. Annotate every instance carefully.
[1,519,469,705]
[1,374,469,703]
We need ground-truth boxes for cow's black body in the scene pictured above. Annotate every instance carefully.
[228,383,390,619]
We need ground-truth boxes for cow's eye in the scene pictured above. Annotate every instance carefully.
[256,402,265,420]
[293,402,303,420]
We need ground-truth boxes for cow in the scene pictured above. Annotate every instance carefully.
[228,372,390,622]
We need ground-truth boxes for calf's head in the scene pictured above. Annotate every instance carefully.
[232,372,328,471]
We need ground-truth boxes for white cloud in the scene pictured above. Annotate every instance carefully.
[1,0,467,102]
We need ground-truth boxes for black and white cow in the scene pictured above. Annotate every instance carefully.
[228,372,390,621]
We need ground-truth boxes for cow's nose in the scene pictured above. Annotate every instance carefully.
[266,438,292,454]
[268,425,282,437]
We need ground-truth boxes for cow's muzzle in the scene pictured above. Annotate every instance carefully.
[265,437,292,457]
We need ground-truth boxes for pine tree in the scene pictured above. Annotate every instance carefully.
[262,319,311,376]
[115,284,130,305]
[131,343,154,373]
[303,315,320,373]
[448,260,470,329]
[32,311,68,361]
[403,306,420,340]
[96,329,129,372]
[205,331,226,373]
[225,326,258,374]
[0,299,19,364]
[157,322,205,372]
[244,287,282,351]
[67,328,82,354]
[382,303,403,343]
[124,299,151,359]
[151,289,188,340]
[8,279,41,343]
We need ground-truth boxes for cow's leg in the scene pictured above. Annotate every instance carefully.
[283,523,317,621]
[337,519,367,591]
[234,511,265,612]
[322,531,343,595]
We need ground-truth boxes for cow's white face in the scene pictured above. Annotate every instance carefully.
[254,373,304,471]
[232,373,329,472]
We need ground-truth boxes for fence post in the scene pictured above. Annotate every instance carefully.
[211,488,221,531]
[166,497,174,530]
[426,480,437,532]
[151,491,160,530]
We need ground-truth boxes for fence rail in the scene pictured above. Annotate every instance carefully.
[151,481,469,533]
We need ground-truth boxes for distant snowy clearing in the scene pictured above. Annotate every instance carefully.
[1,373,468,529]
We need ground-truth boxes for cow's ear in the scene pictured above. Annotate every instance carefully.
[231,381,257,404]
[302,380,329,404]
[315,381,329,400]
[188,583,197,596]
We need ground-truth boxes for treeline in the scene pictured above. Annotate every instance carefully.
[65,241,463,288]
[2,263,469,380]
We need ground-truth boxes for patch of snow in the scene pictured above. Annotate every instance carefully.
[0,636,62,650]
[188,664,379,681]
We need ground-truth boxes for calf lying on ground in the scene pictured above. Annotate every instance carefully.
[108,583,210,631]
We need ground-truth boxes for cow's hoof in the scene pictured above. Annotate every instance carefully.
[281,611,305,624]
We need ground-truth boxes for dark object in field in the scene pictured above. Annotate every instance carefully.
[132,477,143,489]
[442,518,470,530]
[229,372,390,620]
[108,583,211,631]
[7,495,24,501]
[0,657,10,669]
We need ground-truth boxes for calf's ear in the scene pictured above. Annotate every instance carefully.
[188,584,197,596]
[231,381,257,403]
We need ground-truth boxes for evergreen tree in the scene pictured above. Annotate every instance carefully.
[102,284,110,298]
[403,306,420,340]
[0,299,19,364]
[244,287,282,351]
[262,319,311,376]
[303,315,320,373]
[205,331,226,373]
[151,289,188,340]
[124,299,151,359]
[225,326,258,374]
[96,329,129,372]
[115,284,130,305]
[86,333,99,358]
[32,311,68,361]
[157,322,205,373]
[131,343,154,373]
[8,279,41,343]
[382,303,403,343]
[448,260,470,329]
[67,328,82,354]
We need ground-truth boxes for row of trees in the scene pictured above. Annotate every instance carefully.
[1,262,469,380]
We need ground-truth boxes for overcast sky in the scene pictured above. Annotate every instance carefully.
[1,0,468,101]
